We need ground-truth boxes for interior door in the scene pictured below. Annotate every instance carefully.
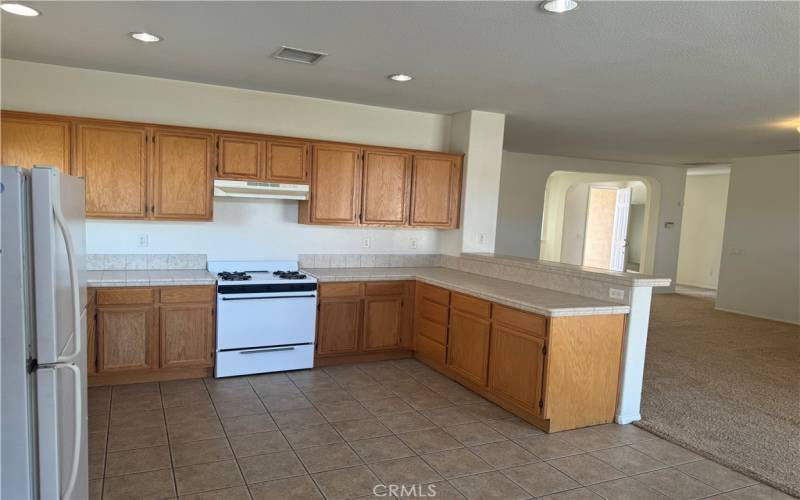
[609,188,632,272]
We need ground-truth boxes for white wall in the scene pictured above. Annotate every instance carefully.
[676,173,730,289]
[442,110,506,255]
[717,154,799,324]
[495,152,686,287]
[1,59,455,258]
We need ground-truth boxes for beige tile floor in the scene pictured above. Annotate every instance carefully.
[88,359,793,500]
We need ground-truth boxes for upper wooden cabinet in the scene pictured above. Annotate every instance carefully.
[267,140,309,183]
[302,143,362,225]
[216,133,264,180]
[75,122,149,218]
[1,113,71,173]
[361,149,411,225]
[410,154,462,228]
[151,129,214,220]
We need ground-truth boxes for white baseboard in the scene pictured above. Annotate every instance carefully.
[714,306,800,326]
[675,282,717,291]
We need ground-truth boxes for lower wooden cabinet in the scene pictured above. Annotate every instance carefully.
[316,281,413,363]
[89,285,215,385]
[488,323,545,411]
[446,308,491,387]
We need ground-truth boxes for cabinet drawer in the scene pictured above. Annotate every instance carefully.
[365,281,405,296]
[416,317,447,345]
[415,334,446,365]
[452,293,491,318]
[417,298,448,325]
[96,287,155,305]
[416,282,450,306]
[160,285,215,304]
[319,282,363,298]
[493,305,547,337]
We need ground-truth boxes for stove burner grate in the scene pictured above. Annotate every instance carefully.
[273,270,307,280]
[217,271,252,281]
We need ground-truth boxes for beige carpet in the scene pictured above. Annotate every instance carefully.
[639,293,800,497]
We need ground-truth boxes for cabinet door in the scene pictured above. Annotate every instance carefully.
[361,149,411,225]
[96,305,157,373]
[410,154,462,228]
[489,325,545,412]
[446,310,491,386]
[1,114,71,173]
[152,129,213,220]
[308,144,362,224]
[362,296,403,350]
[216,134,264,180]
[160,304,214,368]
[75,123,148,218]
[317,298,362,355]
[267,140,309,183]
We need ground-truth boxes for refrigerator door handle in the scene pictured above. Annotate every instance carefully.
[43,362,82,499]
[53,204,81,364]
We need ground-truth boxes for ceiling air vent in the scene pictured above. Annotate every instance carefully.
[271,45,328,64]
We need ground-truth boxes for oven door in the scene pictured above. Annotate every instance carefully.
[216,291,317,350]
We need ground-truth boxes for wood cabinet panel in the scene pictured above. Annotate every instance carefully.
[365,281,406,296]
[446,310,491,386]
[416,317,447,345]
[317,298,362,355]
[160,285,215,304]
[75,123,149,218]
[417,298,449,325]
[415,333,446,366]
[267,140,309,183]
[151,129,213,220]
[493,305,547,338]
[489,324,545,412]
[362,296,403,350]
[319,282,363,298]
[410,154,462,228]
[361,149,411,225]
[416,282,450,306]
[97,305,156,372]
[160,304,214,368]
[1,114,71,173]
[96,288,156,306]
[216,134,263,180]
[452,293,491,318]
[306,144,362,224]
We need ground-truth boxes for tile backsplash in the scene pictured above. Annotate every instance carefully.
[87,254,207,271]
[299,254,441,269]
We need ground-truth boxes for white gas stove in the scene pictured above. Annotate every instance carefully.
[208,260,317,377]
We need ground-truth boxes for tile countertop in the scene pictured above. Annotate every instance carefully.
[303,267,631,317]
[86,270,217,287]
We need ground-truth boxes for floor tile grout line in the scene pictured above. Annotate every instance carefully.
[158,382,180,499]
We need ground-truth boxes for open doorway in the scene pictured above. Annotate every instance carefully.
[541,171,657,273]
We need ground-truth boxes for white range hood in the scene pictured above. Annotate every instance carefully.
[213,179,309,200]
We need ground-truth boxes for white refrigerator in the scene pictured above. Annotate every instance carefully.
[1,166,88,500]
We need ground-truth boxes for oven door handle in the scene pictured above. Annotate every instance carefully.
[240,346,296,354]
[221,294,317,301]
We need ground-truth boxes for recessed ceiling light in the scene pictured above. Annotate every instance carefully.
[0,3,40,16]
[388,74,414,82]
[540,0,579,13]
[129,32,162,43]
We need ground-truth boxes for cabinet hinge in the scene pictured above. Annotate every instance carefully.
[145,135,149,144]
[216,140,219,149]
[542,345,547,356]
[538,399,544,409]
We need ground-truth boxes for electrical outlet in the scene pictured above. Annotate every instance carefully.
[410,238,418,250]
[137,234,149,248]
[361,238,371,249]
[478,233,487,245]
[609,288,625,300]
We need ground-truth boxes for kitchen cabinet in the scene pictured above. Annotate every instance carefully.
[216,133,264,180]
[151,129,214,220]
[301,144,362,225]
[267,139,309,183]
[360,148,411,225]
[96,305,158,373]
[446,294,491,387]
[1,113,71,173]
[317,298,362,355]
[413,283,450,366]
[410,153,462,228]
[489,323,545,412]
[316,281,413,363]
[75,122,149,218]
[89,285,216,386]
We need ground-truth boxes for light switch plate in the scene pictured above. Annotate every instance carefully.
[137,234,149,248]
[361,238,371,249]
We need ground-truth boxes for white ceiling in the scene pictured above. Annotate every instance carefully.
[2,1,799,165]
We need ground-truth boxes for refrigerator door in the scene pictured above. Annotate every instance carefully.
[32,166,87,365]
[1,167,39,499]
[36,339,88,500]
